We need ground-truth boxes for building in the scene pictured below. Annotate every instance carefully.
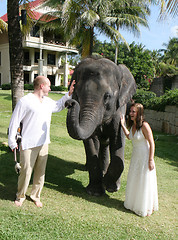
[0,0,78,87]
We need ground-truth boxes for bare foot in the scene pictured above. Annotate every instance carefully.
[34,201,43,208]
[14,198,25,207]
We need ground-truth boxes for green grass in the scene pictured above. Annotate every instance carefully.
[0,90,177,240]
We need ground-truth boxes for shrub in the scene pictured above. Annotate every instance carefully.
[133,89,156,108]
[1,84,11,90]
[1,83,68,92]
[24,84,33,90]
[133,88,178,111]
[50,85,68,91]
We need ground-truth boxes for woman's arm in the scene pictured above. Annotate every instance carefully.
[142,122,155,171]
[120,115,130,139]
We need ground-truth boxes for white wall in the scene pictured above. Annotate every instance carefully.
[144,106,178,135]
[0,43,10,84]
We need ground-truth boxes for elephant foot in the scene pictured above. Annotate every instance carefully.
[103,177,121,193]
[86,184,105,196]
[105,183,120,193]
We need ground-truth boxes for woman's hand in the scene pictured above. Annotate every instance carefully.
[120,114,130,139]
[120,114,125,126]
[149,159,155,171]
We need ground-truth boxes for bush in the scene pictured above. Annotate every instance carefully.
[133,88,178,111]
[50,85,68,91]
[24,84,34,90]
[1,83,68,92]
[1,84,11,90]
[133,89,156,108]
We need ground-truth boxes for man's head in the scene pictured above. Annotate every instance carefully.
[33,76,51,96]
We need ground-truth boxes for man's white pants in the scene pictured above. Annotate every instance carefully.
[16,144,48,202]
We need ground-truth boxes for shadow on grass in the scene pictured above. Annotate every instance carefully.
[45,154,126,212]
[0,93,12,101]
[0,144,18,201]
[0,144,126,213]
[154,132,178,168]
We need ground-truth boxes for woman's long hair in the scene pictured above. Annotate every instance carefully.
[127,103,145,130]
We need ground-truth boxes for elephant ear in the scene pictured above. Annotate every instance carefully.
[117,64,137,108]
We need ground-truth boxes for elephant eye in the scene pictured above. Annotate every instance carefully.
[104,93,111,102]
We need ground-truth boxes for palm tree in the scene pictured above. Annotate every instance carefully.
[161,38,178,66]
[44,0,151,58]
[109,0,150,64]
[7,0,24,110]
[163,0,178,17]
[48,0,116,57]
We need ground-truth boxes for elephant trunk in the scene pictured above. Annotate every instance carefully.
[65,99,101,140]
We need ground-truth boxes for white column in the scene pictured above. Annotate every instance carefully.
[38,48,44,76]
[64,53,68,87]
[30,49,34,83]
[30,71,34,84]
[56,74,62,86]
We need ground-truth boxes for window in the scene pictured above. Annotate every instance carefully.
[47,53,55,65]
[47,75,55,86]
[34,52,40,63]
[24,72,30,84]
[23,50,30,66]
[30,25,40,38]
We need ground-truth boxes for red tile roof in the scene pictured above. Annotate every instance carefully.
[0,14,7,22]
[0,0,53,22]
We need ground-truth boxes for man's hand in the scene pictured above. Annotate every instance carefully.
[69,80,75,96]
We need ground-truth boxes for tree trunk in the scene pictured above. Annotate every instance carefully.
[115,24,119,65]
[115,45,118,65]
[89,26,94,56]
[7,0,24,111]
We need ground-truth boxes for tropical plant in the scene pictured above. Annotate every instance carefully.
[150,49,162,77]
[109,0,150,64]
[0,19,8,33]
[161,37,178,66]
[93,40,156,88]
[159,0,178,17]
[44,0,152,58]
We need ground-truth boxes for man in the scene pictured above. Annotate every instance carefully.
[8,76,75,207]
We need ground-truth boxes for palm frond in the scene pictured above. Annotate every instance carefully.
[0,19,8,33]
[81,10,100,27]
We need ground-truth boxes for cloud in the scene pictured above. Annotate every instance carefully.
[170,26,178,37]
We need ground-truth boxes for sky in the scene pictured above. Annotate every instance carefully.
[0,0,177,51]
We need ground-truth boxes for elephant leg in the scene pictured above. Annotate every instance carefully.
[99,143,110,176]
[83,138,105,196]
[103,131,125,192]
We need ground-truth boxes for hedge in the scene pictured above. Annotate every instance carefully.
[1,84,68,92]
[133,88,178,111]
[2,84,178,112]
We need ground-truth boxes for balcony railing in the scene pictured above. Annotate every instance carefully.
[23,59,31,66]
[43,37,65,46]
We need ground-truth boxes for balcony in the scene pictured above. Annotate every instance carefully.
[23,59,31,66]
[43,36,65,46]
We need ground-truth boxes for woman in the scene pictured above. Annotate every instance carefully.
[121,103,158,217]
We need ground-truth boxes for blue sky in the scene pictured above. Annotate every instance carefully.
[0,0,177,51]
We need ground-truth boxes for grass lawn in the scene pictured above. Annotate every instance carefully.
[0,90,177,240]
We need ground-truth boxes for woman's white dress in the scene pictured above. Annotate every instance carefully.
[124,127,158,217]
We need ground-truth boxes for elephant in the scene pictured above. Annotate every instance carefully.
[65,56,136,196]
